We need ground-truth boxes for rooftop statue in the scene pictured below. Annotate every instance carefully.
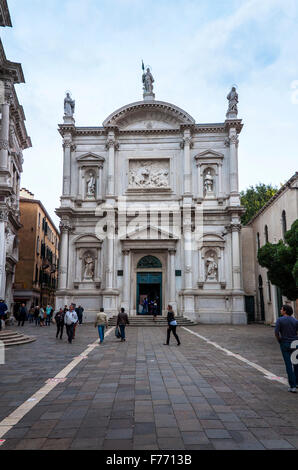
[226,86,238,117]
[142,66,154,94]
[64,92,75,116]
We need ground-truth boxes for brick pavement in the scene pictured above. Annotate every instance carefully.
[0,322,297,450]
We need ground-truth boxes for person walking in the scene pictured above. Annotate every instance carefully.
[18,304,27,327]
[164,305,180,346]
[55,308,65,340]
[64,305,78,344]
[94,308,109,344]
[34,305,40,326]
[76,305,84,325]
[275,304,298,393]
[116,307,129,342]
[28,305,34,324]
[39,306,45,326]
[45,305,52,326]
[0,299,8,331]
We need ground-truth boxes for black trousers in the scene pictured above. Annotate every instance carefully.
[18,316,25,326]
[166,325,180,345]
[56,323,64,338]
[66,324,74,343]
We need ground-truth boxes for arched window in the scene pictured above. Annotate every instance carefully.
[264,225,269,244]
[282,210,287,240]
[137,255,162,268]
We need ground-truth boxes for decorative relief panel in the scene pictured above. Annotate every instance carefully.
[128,159,170,190]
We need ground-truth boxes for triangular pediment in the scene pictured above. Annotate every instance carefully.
[121,224,177,240]
[77,152,105,162]
[103,100,195,130]
[195,149,224,160]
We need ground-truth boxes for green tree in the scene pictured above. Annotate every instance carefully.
[240,184,278,225]
[257,219,298,301]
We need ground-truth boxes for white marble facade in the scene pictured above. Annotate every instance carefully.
[56,82,247,324]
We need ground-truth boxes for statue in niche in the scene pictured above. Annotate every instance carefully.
[86,172,96,197]
[205,252,218,281]
[142,67,154,94]
[5,229,15,255]
[204,170,214,195]
[64,92,75,116]
[227,87,238,115]
[83,253,94,280]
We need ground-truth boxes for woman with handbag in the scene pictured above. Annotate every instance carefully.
[164,305,180,346]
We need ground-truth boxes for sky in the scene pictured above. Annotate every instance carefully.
[1,0,298,227]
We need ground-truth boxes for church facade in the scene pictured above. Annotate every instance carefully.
[55,73,246,324]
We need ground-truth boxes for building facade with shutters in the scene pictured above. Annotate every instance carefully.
[56,76,247,323]
[242,172,298,324]
[13,189,59,311]
[0,0,31,313]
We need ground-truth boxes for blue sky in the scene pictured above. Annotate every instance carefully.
[1,0,298,226]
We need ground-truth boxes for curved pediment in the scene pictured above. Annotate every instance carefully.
[103,100,195,130]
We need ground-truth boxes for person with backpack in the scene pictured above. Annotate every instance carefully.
[55,308,65,340]
[164,305,181,346]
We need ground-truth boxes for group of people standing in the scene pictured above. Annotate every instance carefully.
[139,296,159,318]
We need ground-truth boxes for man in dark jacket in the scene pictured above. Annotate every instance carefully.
[0,299,8,331]
[75,305,84,325]
[55,308,65,339]
[18,304,28,327]
[275,304,298,393]
[116,308,130,342]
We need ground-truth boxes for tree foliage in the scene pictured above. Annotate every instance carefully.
[257,219,298,300]
[240,184,278,225]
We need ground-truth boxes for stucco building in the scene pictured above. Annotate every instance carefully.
[55,74,247,324]
[0,0,31,313]
[13,189,59,311]
[242,172,298,323]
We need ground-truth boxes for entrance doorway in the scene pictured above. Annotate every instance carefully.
[137,272,162,315]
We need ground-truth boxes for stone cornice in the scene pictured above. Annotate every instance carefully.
[224,119,243,134]
[0,40,24,83]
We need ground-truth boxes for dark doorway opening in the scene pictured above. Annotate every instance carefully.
[137,272,162,315]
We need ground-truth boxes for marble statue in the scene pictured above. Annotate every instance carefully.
[226,87,238,116]
[142,68,154,94]
[86,172,96,196]
[64,92,75,116]
[204,170,214,194]
[206,253,218,280]
[83,253,94,280]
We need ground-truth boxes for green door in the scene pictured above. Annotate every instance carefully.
[137,272,162,315]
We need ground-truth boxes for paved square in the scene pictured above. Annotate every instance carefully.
[0,323,297,450]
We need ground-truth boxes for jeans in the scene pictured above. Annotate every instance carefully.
[119,324,126,340]
[166,325,180,345]
[66,323,74,343]
[46,315,51,326]
[97,325,105,342]
[280,342,298,388]
[34,317,40,326]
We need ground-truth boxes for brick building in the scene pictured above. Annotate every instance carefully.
[13,189,59,312]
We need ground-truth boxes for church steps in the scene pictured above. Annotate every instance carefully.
[0,330,36,347]
[108,316,196,327]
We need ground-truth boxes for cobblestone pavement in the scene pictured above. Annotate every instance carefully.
[0,322,298,450]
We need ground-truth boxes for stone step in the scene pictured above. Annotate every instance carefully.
[108,316,196,326]
[0,330,36,347]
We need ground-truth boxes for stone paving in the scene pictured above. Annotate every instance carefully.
[0,322,298,450]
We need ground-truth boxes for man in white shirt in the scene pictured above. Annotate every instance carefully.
[64,304,78,344]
